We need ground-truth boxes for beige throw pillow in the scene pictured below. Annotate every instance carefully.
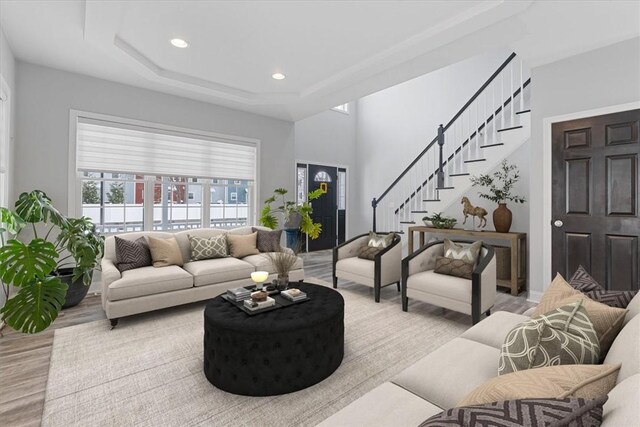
[147,236,184,267]
[227,232,260,258]
[458,364,620,407]
[534,274,628,357]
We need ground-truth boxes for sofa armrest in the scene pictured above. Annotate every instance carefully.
[101,258,121,308]
[522,306,537,317]
[471,245,496,323]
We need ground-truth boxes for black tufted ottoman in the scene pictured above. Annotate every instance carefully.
[203,282,344,396]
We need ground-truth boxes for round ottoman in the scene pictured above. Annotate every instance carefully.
[203,282,344,396]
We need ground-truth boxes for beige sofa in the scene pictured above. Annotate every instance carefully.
[319,293,640,426]
[101,226,304,327]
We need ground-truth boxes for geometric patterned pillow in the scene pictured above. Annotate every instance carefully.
[252,228,282,253]
[188,234,228,261]
[421,397,608,427]
[434,256,474,280]
[357,244,382,261]
[443,239,482,264]
[499,300,600,375]
[570,265,638,309]
[114,236,152,272]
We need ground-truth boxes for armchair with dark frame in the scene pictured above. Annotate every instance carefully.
[332,233,402,302]
[401,240,496,324]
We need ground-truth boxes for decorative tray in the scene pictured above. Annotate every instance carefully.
[221,287,310,316]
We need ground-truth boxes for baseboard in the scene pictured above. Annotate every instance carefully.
[527,290,543,303]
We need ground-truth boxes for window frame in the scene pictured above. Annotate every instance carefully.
[69,110,260,233]
[0,75,11,210]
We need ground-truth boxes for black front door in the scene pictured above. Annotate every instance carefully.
[551,109,640,290]
[307,164,337,251]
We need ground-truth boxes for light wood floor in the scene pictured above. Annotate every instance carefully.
[0,250,534,427]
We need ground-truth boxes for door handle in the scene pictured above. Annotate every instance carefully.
[553,220,564,228]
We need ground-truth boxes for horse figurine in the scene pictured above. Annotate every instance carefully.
[461,197,488,228]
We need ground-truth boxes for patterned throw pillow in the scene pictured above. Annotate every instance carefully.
[367,231,395,248]
[188,234,228,261]
[570,265,638,309]
[252,227,282,252]
[499,300,600,375]
[533,274,628,358]
[421,397,608,427]
[357,245,381,261]
[114,236,152,272]
[434,256,474,279]
[443,239,482,264]
[459,364,619,407]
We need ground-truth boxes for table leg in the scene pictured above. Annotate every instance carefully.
[408,229,414,255]
[419,232,425,249]
[510,237,518,296]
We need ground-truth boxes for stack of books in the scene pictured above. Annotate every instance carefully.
[281,288,307,302]
[244,297,275,311]
[226,287,252,302]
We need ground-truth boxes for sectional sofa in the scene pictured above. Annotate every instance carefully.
[100,226,303,326]
[319,293,640,426]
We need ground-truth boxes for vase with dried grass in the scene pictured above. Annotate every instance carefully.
[265,250,299,291]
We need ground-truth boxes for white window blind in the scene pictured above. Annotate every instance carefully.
[76,118,257,180]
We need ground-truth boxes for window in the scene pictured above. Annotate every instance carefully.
[314,171,332,182]
[72,112,258,233]
[338,170,346,210]
[0,80,9,209]
[331,103,349,114]
[296,165,307,204]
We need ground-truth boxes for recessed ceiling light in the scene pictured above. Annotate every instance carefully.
[170,38,189,48]
[272,73,286,80]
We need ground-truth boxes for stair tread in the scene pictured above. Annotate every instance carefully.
[480,143,504,148]
[436,187,455,190]
[497,125,523,132]
[516,109,531,115]
[399,221,416,224]
[449,173,470,176]
[423,199,441,202]
[411,210,429,213]
[464,158,486,163]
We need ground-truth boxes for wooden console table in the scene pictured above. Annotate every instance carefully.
[407,226,527,296]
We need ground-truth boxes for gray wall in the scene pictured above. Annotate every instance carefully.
[529,37,640,300]
[294,102,358,235]
[353,48,511,235]
[14,61,295,216]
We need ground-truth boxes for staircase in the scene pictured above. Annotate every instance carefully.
[371,53,531,233]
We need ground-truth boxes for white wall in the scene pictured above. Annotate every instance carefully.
[529,37,640,301]
[0,25,16,309]
[353,48,512,235]
[294,102,358,235]
[14,62,295,216]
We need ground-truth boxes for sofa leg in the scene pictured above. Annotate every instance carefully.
[110,319,119,330]
[332,276,338,289]
[402,296,408,312]
[486,309,491,316]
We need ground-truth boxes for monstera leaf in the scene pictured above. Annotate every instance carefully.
[0,276,68,333]
[0,207,24,236]
[14,190,68,227]
[0,239,58,287]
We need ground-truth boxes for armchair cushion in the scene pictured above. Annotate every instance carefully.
[444,239,482,264]
[407,270,472,303]
[336,257,374,280]
[434,256,474,279]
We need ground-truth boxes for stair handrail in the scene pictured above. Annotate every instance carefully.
[372,52,518,211]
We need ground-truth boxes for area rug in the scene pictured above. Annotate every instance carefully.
[42,278,469,426]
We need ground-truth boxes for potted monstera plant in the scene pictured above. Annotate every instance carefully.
[259,188,324,248]
[0,190,104,334]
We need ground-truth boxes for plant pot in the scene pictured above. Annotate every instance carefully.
[284,228,301,250]
[284,212,302,229]
[275,274,289,291]
[56,268,91,309]
[493,203,512,233]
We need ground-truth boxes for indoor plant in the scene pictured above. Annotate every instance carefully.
[470,160,526,233]
[259,187,324,248]
[265,248,300,291]
[422,212,457,229]
[0,190,104,334]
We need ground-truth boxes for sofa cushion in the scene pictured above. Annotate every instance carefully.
[252,227,282,253]
[461,311,529,349]
[392,338,499,409]
[422,397,607,427]
[534,274,627,357]
[227,232,260,258]
[316,382,442,427]
[188,234,228,261]
[569,265,638,309]
[459,364,620,407]
[603,315,640,384]
[114,236,152,272]
[148,236,184,267]
[335,257,374,279]
[183,257,255,287]
[499,301,600,375]
[602,374,640,427]
[407,270,471,303]
[108,266,193,301]
[242,253,303,273]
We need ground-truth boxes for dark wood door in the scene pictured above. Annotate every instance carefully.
[552,109,639,291]
[307,164,337,251]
